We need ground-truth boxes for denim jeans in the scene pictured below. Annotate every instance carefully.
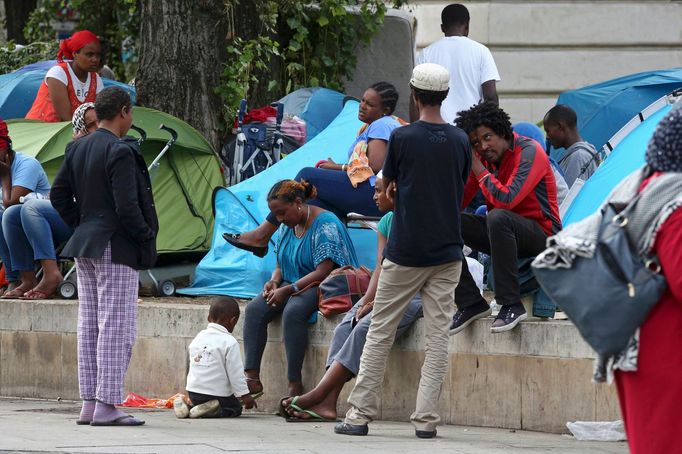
[0,199,72,280]
[266,166,381,224]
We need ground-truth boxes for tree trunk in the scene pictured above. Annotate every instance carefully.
[4,0,37,44]
[136,0,230,150]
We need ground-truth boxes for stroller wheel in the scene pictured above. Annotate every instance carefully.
[157,280,176,297]
[58,280,78,299]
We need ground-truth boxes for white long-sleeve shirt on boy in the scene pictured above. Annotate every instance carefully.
[185,323,250,398]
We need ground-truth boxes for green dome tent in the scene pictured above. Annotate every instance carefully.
[6,107,225,258]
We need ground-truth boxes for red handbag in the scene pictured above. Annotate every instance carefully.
[318,265,372,318]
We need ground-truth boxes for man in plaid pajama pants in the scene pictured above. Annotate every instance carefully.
[52,87,158,426]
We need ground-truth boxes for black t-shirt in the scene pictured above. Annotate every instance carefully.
[382,121,472,267]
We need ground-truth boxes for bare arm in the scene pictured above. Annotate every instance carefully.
[367,139,389,174]
[266,259,336,306]
[360,230,387,304]
[0,157,30,207]
[481,80,499,105]
[46,78,72,121]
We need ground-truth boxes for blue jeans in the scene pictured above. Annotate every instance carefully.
[0,199,72,281]
[265,167,381,225]
[295,167,381,219]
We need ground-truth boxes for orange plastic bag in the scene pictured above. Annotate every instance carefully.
[121,392,188,409]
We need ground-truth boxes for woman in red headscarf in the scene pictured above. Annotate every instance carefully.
[26,30,104,122]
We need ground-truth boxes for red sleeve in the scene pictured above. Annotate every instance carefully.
[478,140,547,210]
[655,208,682,301]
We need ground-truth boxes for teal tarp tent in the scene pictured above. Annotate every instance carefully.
[551,68,682,161]
[562,97,677,225]
[179,100,377,298]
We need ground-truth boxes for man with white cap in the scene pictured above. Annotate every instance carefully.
[335,63,471,439]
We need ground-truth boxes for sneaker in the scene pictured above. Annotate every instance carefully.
[490,303,527,333]
[449,303,492,335]
[334,422,369,436]
[189,400,220,419]
[173,396,190,419]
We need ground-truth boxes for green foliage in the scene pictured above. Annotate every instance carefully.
[0,41,59,74]
[218,0,402,123]
[22,0,139,81]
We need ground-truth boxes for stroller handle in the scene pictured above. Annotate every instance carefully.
[238,99,247,126]
[159,124,178,142]
[271,102,284,130]
[130,124,147,142]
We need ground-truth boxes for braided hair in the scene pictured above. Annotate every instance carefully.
[267,179,317,204]
[369,81,399,115]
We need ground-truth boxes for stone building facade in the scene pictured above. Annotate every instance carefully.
[410,1,682,123]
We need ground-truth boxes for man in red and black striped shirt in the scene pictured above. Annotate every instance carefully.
[451,103,561,334]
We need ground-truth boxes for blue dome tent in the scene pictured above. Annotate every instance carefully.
[179,99,377,298]
[552,68,682,161]
[0,66,136,120]
[562,95,679,225]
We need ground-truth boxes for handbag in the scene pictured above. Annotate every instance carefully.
[532,196,667,357]
[318,265,372,318]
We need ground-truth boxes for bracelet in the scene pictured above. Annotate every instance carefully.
[291,282,300,293]
[342,164,347,171]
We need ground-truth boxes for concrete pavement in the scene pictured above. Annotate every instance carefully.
[0,398,627,453]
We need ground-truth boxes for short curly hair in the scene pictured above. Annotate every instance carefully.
[467,102,513,142]
[454,105,478,134]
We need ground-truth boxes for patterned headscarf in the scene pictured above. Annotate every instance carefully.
[72,102,96,137]
[645,104,682,173]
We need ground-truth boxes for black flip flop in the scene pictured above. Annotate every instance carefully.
[277,396,292,419]
[90,415,145,426]
[223,233,268,258]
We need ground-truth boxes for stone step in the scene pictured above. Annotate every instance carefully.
[0,298,620,433]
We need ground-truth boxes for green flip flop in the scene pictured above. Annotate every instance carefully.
[286,396,337,423]
[251,391,264,399]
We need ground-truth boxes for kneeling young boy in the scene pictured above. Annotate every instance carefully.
[174,297,256,418]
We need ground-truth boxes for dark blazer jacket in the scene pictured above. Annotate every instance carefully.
[51,128,159,270]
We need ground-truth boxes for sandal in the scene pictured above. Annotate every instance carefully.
[1,287,27,299]
[20,289,56,300]
[286,396,338,422]
[90,414,145,426]
[223,233,268,258]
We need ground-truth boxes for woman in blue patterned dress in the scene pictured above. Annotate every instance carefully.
[242,179,358,398]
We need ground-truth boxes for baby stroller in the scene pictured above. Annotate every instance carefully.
[226,99,284,186]
[56,124,179,299]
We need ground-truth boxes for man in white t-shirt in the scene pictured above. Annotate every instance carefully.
[411,4,500,123]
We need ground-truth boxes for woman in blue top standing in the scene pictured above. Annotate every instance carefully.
[243,179,358,398]
[225,82,402,257]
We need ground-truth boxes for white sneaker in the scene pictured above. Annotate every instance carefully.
[173,396,190,418]
[189,400,220,419]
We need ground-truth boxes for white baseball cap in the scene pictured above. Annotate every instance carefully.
[410,63,450,92]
